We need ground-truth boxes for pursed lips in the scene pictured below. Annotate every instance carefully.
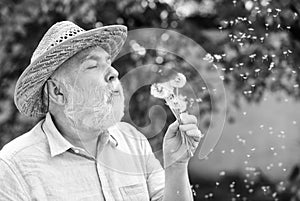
[106,90,120,104]
[110,90,120,96]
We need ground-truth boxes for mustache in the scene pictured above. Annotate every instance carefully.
[64,83,123,108]
[106,88,123,103]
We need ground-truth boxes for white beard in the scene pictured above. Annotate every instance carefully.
[63,83,125,133]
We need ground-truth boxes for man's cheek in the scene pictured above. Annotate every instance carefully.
[79,87,104,107]
[64,84,85,105]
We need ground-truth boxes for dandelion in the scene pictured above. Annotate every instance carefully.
[165,94,187,113]
[150,82,173,99]
[168,73,187,88]
[150,73,194,156]
[203,53,214,63]
[214,54,222,60]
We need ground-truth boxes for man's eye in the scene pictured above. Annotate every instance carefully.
[86,66,97,69]
[82,60,98,69]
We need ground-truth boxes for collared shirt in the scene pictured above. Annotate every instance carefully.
[0,113,164,200]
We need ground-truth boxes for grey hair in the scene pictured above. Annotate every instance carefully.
[41,68,68,113]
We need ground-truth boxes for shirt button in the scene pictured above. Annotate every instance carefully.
[74,149,80,154]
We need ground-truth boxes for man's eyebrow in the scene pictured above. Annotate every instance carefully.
[79,55,100,64]
[79,54,111,64]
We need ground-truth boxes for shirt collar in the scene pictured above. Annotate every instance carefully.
[42,112,119,157]
[42,112,74,157]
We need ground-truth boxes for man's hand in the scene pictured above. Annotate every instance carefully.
[163,113,203,168]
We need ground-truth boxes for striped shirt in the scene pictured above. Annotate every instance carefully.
[0,113,164,200]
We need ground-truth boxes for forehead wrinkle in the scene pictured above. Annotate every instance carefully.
[78,47,110,64]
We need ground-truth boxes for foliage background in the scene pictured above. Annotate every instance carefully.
[1,0,300,200]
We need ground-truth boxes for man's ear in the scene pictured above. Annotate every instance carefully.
[46,79,65,105]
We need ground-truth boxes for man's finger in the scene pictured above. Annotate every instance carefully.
[180,113,197,124]
[179,124,198,132]
[191,139,199,148]
[186,129,203,140]
[165,120,179,138]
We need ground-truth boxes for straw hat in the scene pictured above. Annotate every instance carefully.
[14,21,127,118]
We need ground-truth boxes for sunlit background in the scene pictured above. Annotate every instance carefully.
[1,0,300,200]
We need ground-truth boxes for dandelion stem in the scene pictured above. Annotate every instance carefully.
[169,106,181,124]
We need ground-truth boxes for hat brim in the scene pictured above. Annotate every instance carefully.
[14,25,127,118]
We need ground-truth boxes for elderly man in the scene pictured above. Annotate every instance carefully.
[0,21,202,200]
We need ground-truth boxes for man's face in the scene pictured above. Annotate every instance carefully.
[56,46,124,133]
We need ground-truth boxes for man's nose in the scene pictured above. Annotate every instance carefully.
[105,66,119,83]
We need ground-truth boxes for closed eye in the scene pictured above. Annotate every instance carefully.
[86,65,97,69]
[81,60,98,70]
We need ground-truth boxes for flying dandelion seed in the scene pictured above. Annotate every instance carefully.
[219,171,226,176]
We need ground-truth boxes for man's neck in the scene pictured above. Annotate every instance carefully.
[50,112,101,157]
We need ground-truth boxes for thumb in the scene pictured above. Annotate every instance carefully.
[165,120,179,139]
